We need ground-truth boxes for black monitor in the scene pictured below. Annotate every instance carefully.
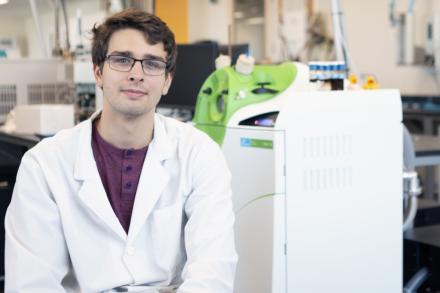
[219,43,250,65]
[159,43,218,109]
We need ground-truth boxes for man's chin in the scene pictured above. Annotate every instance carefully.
[105,99,156,120]
[117,106,154,119]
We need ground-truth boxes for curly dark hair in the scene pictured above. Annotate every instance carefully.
[91,8,177,76]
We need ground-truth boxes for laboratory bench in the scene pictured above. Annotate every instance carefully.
[402,95,440,135]
[411,134,440,201]
[413,135,440,167]
[404,109,440,135]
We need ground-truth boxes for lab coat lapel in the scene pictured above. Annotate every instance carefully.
[128,115,174,241]
[73,118,127,241]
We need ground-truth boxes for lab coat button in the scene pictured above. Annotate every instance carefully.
[126,247,135,256]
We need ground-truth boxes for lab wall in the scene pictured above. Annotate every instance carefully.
[234,18,264,61]
[314,0,440,95]
[233,0,440,95]
[0,15,28,57]
[188,0,231,44]
[1,0,439,95]
[155,0,189,43]
[156,0,231,44]
[24,0,104,59]
[23,0,231,56]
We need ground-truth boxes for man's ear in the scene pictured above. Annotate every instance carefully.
[162,73,173,95]
[93,64,103,89]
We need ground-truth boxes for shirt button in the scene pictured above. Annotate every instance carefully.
[126,247,135,256]
[125,182,132,189]
[126,149,133,156]
[126,165,133,172]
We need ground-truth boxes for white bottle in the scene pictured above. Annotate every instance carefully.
[235,54,255,75]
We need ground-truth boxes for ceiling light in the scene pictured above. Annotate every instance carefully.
[0,0,9,5]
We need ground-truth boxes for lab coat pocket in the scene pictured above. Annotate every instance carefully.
[150,203,185,271]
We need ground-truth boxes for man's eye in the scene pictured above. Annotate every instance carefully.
[113,57,131,64]
[143,60,165,70]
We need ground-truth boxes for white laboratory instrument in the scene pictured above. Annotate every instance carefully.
[229,90,402,293]
[14,104,74,135]
[194,63,403,293]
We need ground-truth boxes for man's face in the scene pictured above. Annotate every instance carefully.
[94,28,172,119]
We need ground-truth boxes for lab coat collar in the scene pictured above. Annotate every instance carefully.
[73,110,174,179]
[73,110,174,241]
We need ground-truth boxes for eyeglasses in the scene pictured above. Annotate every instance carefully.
[106,55,167,76]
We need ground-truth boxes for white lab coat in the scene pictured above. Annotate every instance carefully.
[5,113,238,293]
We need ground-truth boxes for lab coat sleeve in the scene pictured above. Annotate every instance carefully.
[5,152,70,293]
[178,137,238,293]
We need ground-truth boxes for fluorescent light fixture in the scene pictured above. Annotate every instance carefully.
[0,0,9,5]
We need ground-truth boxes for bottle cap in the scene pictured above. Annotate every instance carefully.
[235,54,255,75]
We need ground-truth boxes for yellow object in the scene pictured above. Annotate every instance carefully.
[155,0,189,43]
[348,74,358,85]
[362,75,379,90]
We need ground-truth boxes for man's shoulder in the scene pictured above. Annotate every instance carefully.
[155,114,227,174]
[155,114,214,146]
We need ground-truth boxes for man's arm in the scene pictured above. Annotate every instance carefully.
[5,152,70,293]
[178,138,238,293]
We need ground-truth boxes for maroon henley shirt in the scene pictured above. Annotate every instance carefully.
[91,120,148,233]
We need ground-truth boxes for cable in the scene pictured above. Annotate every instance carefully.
[403,267,429,293]
[29,0,50,58]
[59,0,70,51]
[407,0,416,15]
[388,0,401,27]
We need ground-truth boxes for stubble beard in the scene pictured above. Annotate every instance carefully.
[107,93,156,120]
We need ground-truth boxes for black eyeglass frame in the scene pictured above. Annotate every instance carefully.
[105,54,168,76]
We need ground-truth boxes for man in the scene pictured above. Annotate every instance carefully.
[5,8,237,293]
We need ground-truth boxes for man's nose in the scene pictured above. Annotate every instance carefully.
[128,60,144,82]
